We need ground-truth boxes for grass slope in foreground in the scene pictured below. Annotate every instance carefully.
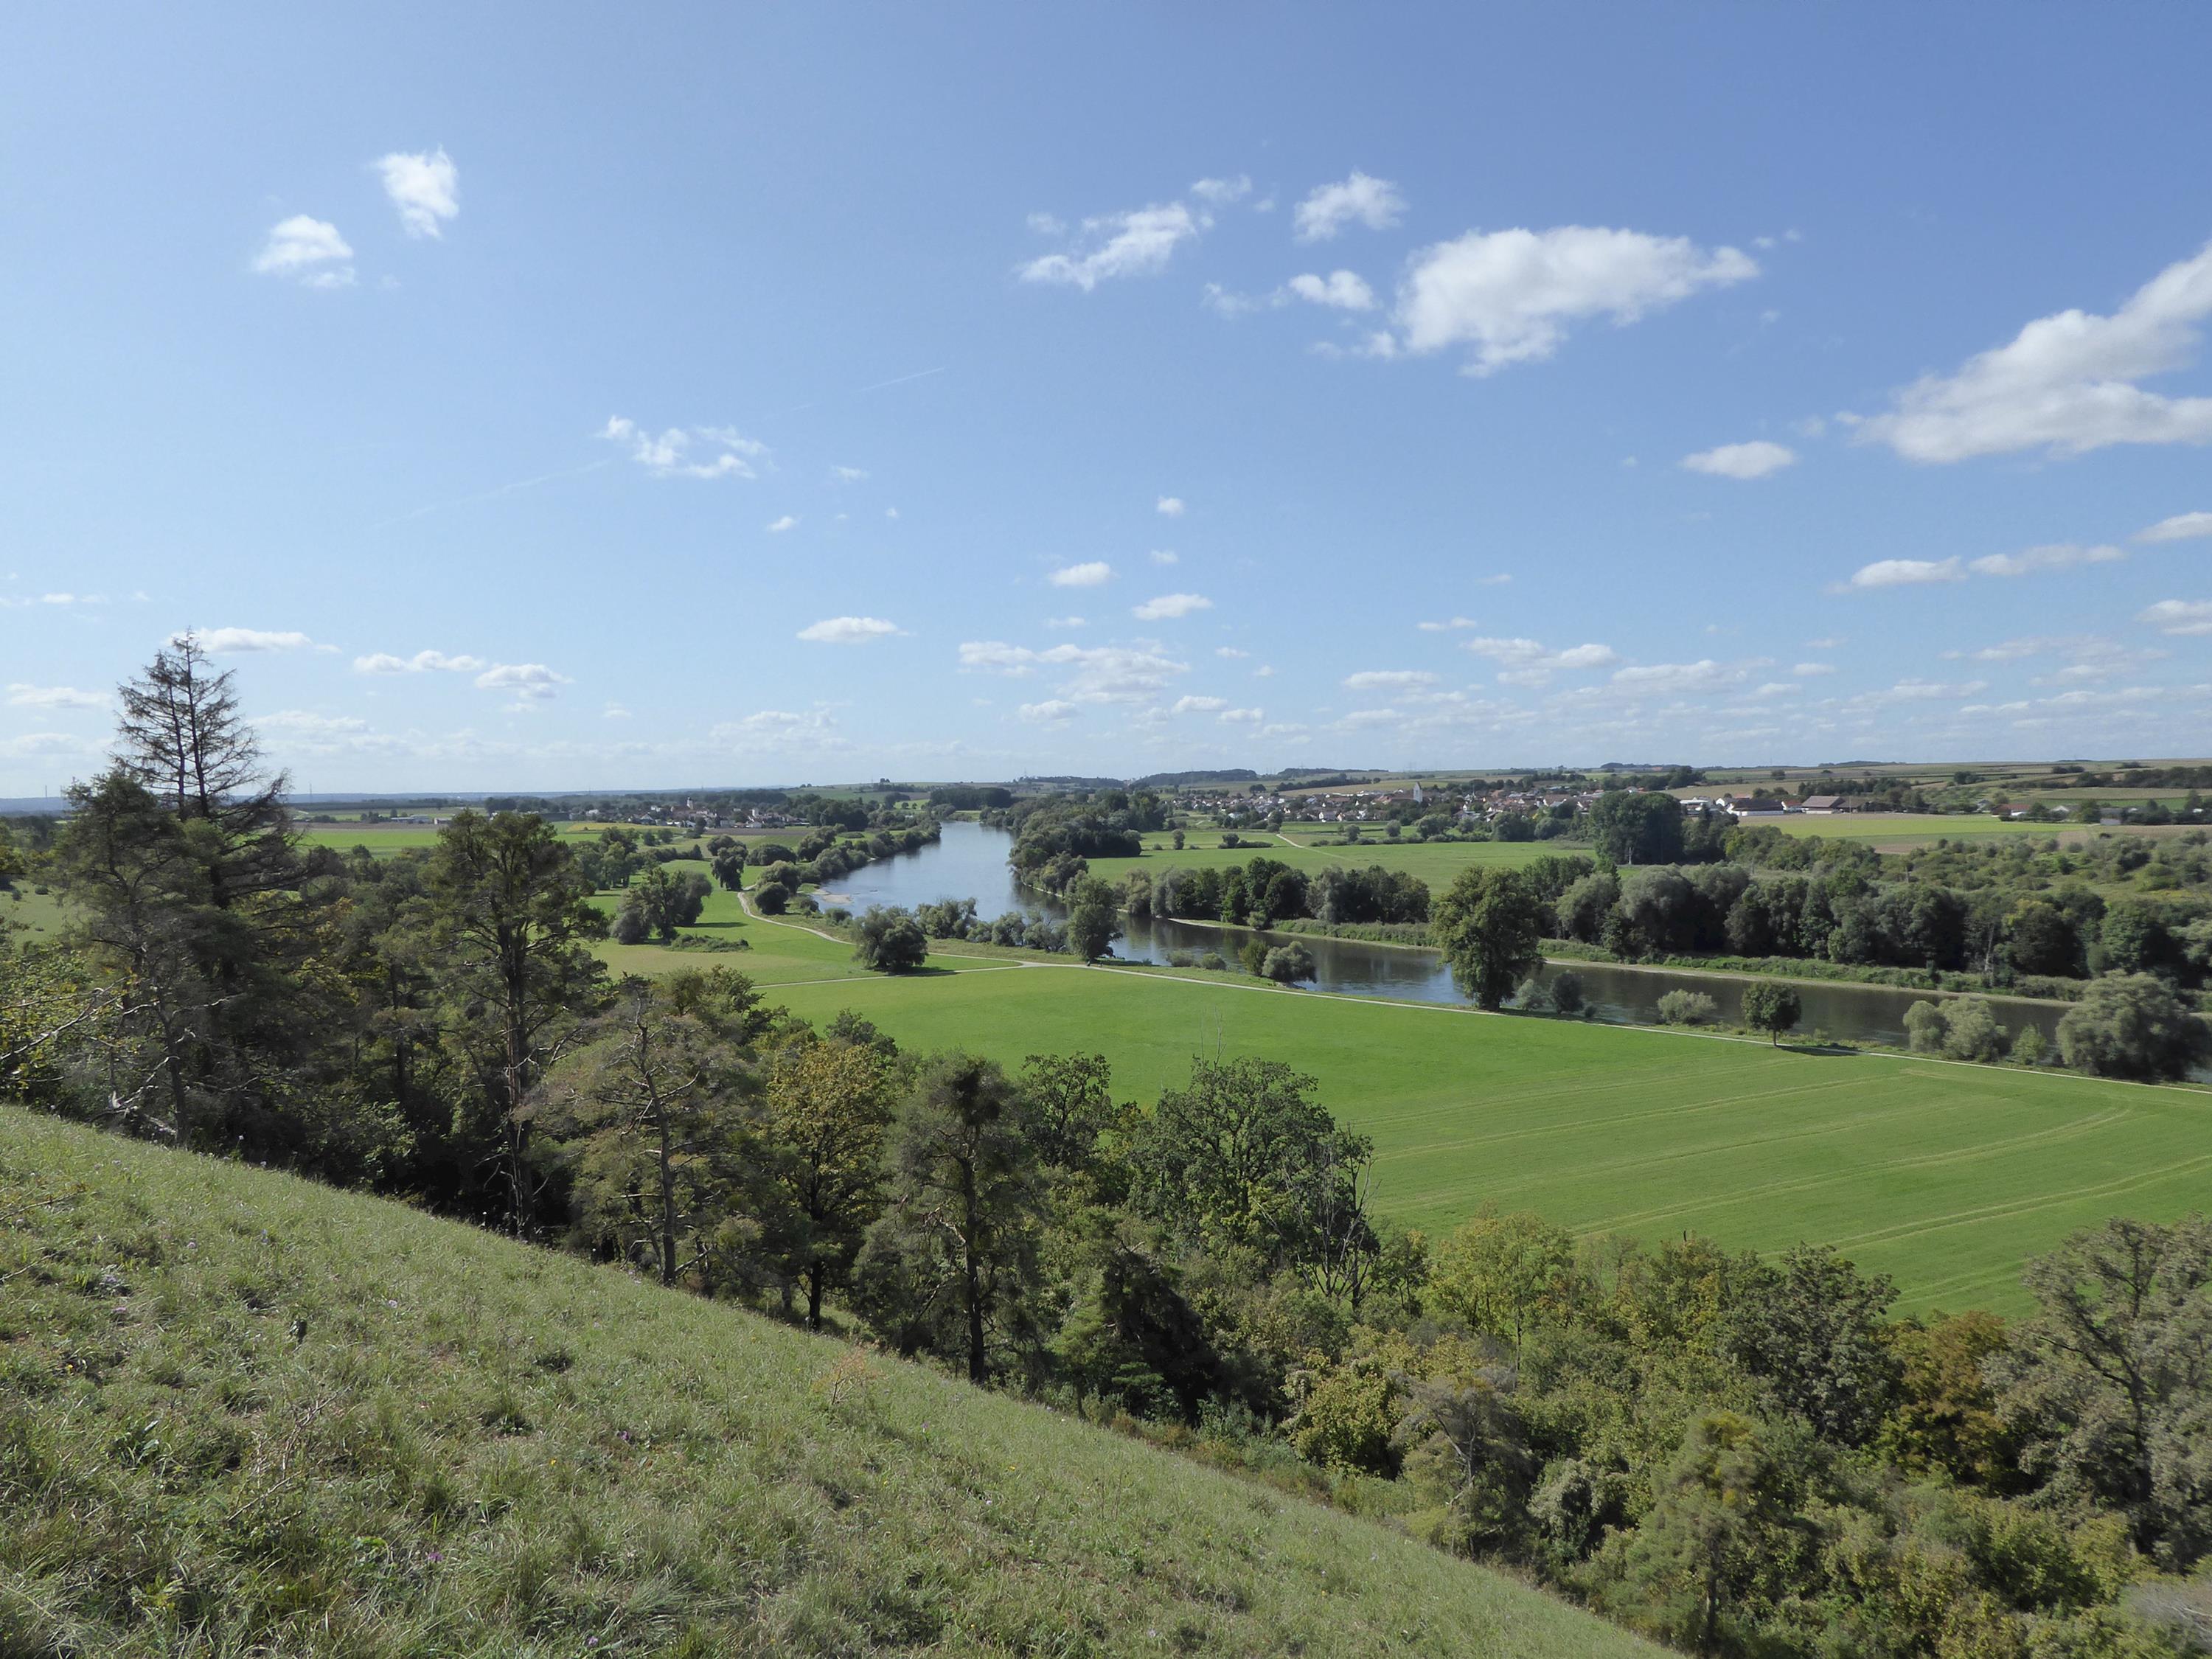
[0,1110,1655,1658]
[759,959,2212,1315]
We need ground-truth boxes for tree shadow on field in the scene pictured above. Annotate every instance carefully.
[1774,1040,1863,1058]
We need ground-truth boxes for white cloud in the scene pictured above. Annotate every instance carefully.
[1019,202,1200,291]
[1253,664,1275,678]
[1049,560,1113,588]
[1417,616,1478,632]
[1792,661,1837,676]
[1,591,106,609]
[1026,212,1065,237]
[765,515,799,533]
[0,731,102,760]
[796,616,902,645]
[1294,172,1405,242]
[473,662,571,702]
[1287,270,1377,311]
[1214,646,1248,658]
[2138,511,2212,543]
[1343,669,1438,691]
[1219,706,1264,724]
[375,147,459,238]
[1044,616,1086,630]
[252,216,354,286]
[1463,636,1618,685]
[5,683,106,709]
[1967,542,2124,577]
[1150,549,1179,565]
[1396,226,1756,375]
[831,465,869,483]
[1854,239,2212,462]
[1190,175,1252,205]
[354,649,484,675]
[1172,695,1228,714]
[1475,573,1513,587]
[1132,592,1212,621]
[254,710,369,736]
[1019,699,1078,723]
[1607,660,1744,696]
[603,703,632,720]
[181,627,316,654]
[959,640,1189,704]
[601,417,765,480]
[1835,557,1964,591]
[1682,439,1797,479]
[2140,599,2212,636]
[1156,495,1185,517]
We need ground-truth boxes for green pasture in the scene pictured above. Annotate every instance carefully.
[737,945,2210,1315]
[1086,828,1558,888]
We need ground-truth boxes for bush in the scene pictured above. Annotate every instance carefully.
[1261,943,1317,984]
[1941,997,2007,1063]
[1164,949,1197,968]
[1201,951,1228,972]
[1905,999,1947,1054]
[1548,972,1585,1016]
[1515,978,1551,1012]
[752,881,791,915]
[2056,973,2210,1081]
[1655,990,1718,1026]
[852,905,929,974]
[1239,938,1270,977]
[2011,1024,2049,1065]
[611,904,648,945]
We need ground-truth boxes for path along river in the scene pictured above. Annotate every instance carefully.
[815,821,2082,1054]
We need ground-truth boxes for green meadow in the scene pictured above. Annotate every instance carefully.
[0,1108,1655,1658]
[684,911,2212,1316]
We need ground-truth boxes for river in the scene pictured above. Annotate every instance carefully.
[820,821,2076,1054]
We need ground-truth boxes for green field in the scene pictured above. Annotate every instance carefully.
[0,1108,1654,1658]
[1085,827,1561,889]
[714,925,2211,1315]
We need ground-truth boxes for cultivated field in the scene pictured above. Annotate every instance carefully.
[687,910,2212,1315]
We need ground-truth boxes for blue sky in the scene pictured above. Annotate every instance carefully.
[4,4,2210,794]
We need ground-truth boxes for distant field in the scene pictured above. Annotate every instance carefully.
[1767,814,2185,849]
[1,884,66,941]
[734,933,2212,1315]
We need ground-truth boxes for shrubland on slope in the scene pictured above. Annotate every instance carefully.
[0,1109,1655,1658]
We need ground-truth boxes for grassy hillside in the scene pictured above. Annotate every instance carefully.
[0,1110,1655,1658]
[749,951,2212,1314]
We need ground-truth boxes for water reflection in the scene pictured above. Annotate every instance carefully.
[824,821,2075,1054]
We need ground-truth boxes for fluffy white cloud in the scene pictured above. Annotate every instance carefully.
[1604,660,1746,697]
[1287,270,1376,311]
[765,515,799,533]
[1215,646,1248,658]
[1219,706,1264,724]
[2140,599,2212,636]
[1343,669,1438,690]
[796,616,902,645]
[375,147,459,238]
[1396,226,1756,375]
[1836,557,1964,591]
[1854,240,2212,462]
[831,465,869,483]
[253,216,354,286]
[5,683,106,709]
[1793,661,1837,676]
[1044,615,1085,630]
[1967,542,2124,577]
[959,640,1189,703]
[1018,203,1200,291]
[473,662,571,701]
[2138,511,2212,543]
[1019,699,1077,723]
[1132,592,1212,620]
[1417,616,1478,631]
[0,731,102,760]
[601,417,765,480]
[182,627,316,654]
[354,649,484,674]
[1171,695,1228,714]
[1150,549,1179,565]
[1049,560,1113,588]
[1190,175,1252,205]
[1463,636,1618,685]
[1156,495,1185,517]
[1294,172,1405,241]
[1682,440,1797,479]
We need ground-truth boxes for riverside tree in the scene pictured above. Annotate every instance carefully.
[1432,868,1547,1010]
[1740,981,1801,1046]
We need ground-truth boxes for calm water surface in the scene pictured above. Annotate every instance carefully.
[824,821,2077,1053]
